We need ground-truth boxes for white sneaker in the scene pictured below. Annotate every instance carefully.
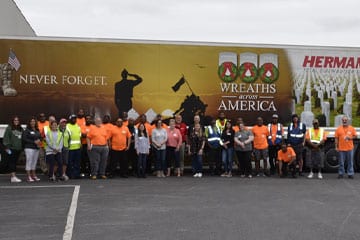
[193,173,199,178]
[198,173,202,178]
[318,173,323,179]
[62,174,69,181]
[27,176,34,182]
[11,176,22,183]
[307,172,314,179]
[32,176,40,182]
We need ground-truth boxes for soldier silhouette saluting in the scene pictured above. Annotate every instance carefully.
[114,69,142,117]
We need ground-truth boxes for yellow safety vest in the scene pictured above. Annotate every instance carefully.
[309,128,324,144]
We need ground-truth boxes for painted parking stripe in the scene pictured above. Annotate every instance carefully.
[0,185,80,240]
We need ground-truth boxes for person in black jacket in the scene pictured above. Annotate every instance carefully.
[22,117,42,182]
[3,116,24,182]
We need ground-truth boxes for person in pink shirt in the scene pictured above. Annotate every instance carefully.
[166,119,182,177]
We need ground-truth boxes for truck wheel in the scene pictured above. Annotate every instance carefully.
[324,148,339,172]
[354,145,360,172]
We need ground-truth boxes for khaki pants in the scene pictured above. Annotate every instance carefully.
[38,147,48,173]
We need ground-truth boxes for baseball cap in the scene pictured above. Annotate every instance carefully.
[69,114,77,119]
[272,114,279,118]
[60,118,67,123]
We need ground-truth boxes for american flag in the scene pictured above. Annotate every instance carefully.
[8,49,21,71]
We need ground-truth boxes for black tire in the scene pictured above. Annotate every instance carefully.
[354,144,360,172]
[0,152,9,173]
[324,144,339,173]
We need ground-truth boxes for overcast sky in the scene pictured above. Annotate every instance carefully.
[14,0,360,47]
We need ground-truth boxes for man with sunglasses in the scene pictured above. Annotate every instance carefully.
[305,119,327,179]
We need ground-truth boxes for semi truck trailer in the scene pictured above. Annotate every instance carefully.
[1,36,359,171]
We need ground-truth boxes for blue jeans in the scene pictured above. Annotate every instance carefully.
[46,152,63,178]
[222,147,234,173]
[67,149,81,178]
[192,153,203,173]
[338,150,354,176]
[154,149,166,171]
[138,153,147,176]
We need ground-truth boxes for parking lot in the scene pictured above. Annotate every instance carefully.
[1,173,360,240]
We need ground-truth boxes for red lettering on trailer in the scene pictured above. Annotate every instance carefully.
[303,56,360,68]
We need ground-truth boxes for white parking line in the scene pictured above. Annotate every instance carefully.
[63,185,80,240]
[0,185,80,240]
[0,185,78,189]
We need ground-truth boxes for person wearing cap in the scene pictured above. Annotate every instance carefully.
[305,119,327,179]
[287,114,306,176]
[267,114,284,175]
[66,114,82,179]
[205,118,222,176]
[335,115,357,179]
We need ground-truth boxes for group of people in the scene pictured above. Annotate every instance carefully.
[0,109,357,183]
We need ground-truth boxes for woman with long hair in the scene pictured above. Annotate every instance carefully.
[188,123,205,178]
[135,123,150,178]
[151,119,168,177]
[22,116,42,182]
[221,121,235,177]
[3,116,24,183]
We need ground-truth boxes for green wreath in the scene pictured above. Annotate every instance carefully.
[218,62,238,82]
[238,62,258,83]
[259,63,279,83]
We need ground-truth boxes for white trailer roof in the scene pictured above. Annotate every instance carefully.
[0,0,36,37]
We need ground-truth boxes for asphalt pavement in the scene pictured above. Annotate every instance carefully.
[0,173,360,240]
